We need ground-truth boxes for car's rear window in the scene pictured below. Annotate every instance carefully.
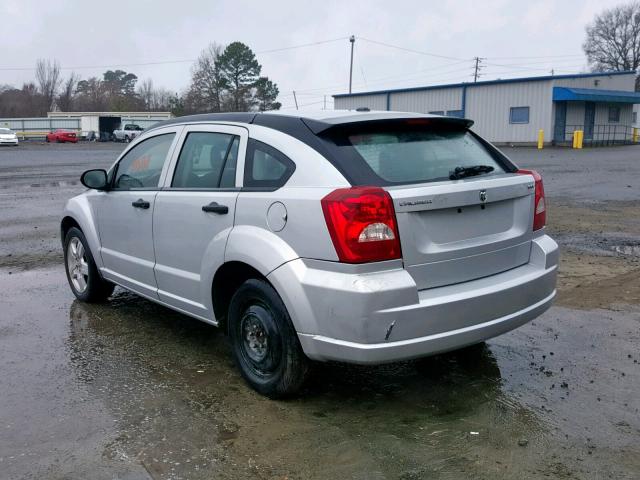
[323,123,508,185]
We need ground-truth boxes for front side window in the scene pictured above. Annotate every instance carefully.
[113,133,175,189]
[429,111,444,115]
[172,132,238,189]
[446,110,464,118]
[510,106,530,124]
[608,107,621,123]
[244,140,295,188]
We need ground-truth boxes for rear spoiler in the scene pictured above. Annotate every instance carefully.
[301,115,474,135]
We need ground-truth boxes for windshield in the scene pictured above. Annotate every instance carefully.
[0,128,12,134]
[341,126,506,184]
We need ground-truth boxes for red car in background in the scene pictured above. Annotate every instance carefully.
[46,129,78,143]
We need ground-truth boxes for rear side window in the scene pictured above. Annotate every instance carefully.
[330,125,506,185]
[244,139,295,188]
[113,133,175,189]
[172,132,238,189]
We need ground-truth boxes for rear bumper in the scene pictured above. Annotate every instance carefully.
[268,234,558,364]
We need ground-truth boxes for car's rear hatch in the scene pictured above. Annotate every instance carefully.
[314,116,535,289]
[387,174,534,289]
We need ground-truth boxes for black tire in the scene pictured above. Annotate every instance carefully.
[228,278,309,398]
[63,227,114,303]
[124,135,130,143]
[45,136,50,143]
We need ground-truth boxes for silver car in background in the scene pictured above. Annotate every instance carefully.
[61,111,558,397]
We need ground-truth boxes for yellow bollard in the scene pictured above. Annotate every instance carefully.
[572,131,577,148]
[576,130,584,149]
[537,129,544,149]
[634,128,639,143]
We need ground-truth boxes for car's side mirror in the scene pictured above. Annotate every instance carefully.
[80,169,109,190]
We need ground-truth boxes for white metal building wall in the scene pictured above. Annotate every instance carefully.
[333,94,387,111]
[389,88,461,113]
[553,74,635,91]
[465,80,553,143]
[333,73,637,143]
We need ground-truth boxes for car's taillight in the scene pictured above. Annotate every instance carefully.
[517,169,546,231]
[321,186,402,263]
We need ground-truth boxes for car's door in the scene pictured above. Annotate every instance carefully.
[97,127,182,299]
[153,124,247,320]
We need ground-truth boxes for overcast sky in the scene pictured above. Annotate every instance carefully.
[0,0,626,110]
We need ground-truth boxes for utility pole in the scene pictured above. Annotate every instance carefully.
[349,35,355,93]
[293,91,298,110]
[473,57,484,82]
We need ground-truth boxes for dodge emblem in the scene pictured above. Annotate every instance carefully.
[479,190,487,203]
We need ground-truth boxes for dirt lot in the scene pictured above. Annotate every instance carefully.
[0,143,639,479]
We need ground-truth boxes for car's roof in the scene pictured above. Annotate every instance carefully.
[147,110,473,134]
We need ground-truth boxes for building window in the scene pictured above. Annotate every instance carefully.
[608,107,621,123]
[428,110,444,115]
[446,110,464,118]
[509,106,530,124]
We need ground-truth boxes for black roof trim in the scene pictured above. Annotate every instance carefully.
[147,112,258,131]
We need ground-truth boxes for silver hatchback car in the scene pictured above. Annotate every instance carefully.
[62,111,558,397]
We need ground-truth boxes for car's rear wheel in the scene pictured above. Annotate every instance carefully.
[64,227,114,302]
[228,278,308,398]
[124,135,130,143]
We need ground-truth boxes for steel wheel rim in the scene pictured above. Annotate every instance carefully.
[67,237,89,293]
[241,310,269,363]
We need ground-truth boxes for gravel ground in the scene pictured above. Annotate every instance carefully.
[0,142,639,479]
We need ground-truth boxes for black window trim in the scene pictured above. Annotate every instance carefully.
[168,131,240,190]
[243,138,296,190]
[110,132,177,191]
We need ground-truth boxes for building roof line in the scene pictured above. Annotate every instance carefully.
[333,70,637,98]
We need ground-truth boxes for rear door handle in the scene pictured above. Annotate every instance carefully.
[202,202,228,214]
[132,199,150,209]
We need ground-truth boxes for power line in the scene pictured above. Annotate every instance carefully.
[357,37,469,61]
[0,37,350,71]
[487,53,584,60]
[256,37,348,54]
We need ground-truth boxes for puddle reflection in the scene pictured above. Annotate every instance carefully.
[66,291,545,479]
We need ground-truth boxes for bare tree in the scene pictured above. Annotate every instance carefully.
[138,78,154,110]
[583,1,640,88]
[35,59,62,111]
[57,73,79,111]
[186,43,227,113]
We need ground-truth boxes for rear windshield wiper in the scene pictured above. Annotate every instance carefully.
[449,165,494,180]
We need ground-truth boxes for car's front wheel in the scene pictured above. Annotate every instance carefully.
[64,227,114,302]
[228,278,309,398]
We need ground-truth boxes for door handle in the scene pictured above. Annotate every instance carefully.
[132,199,150,209]
[202,202,229,214]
